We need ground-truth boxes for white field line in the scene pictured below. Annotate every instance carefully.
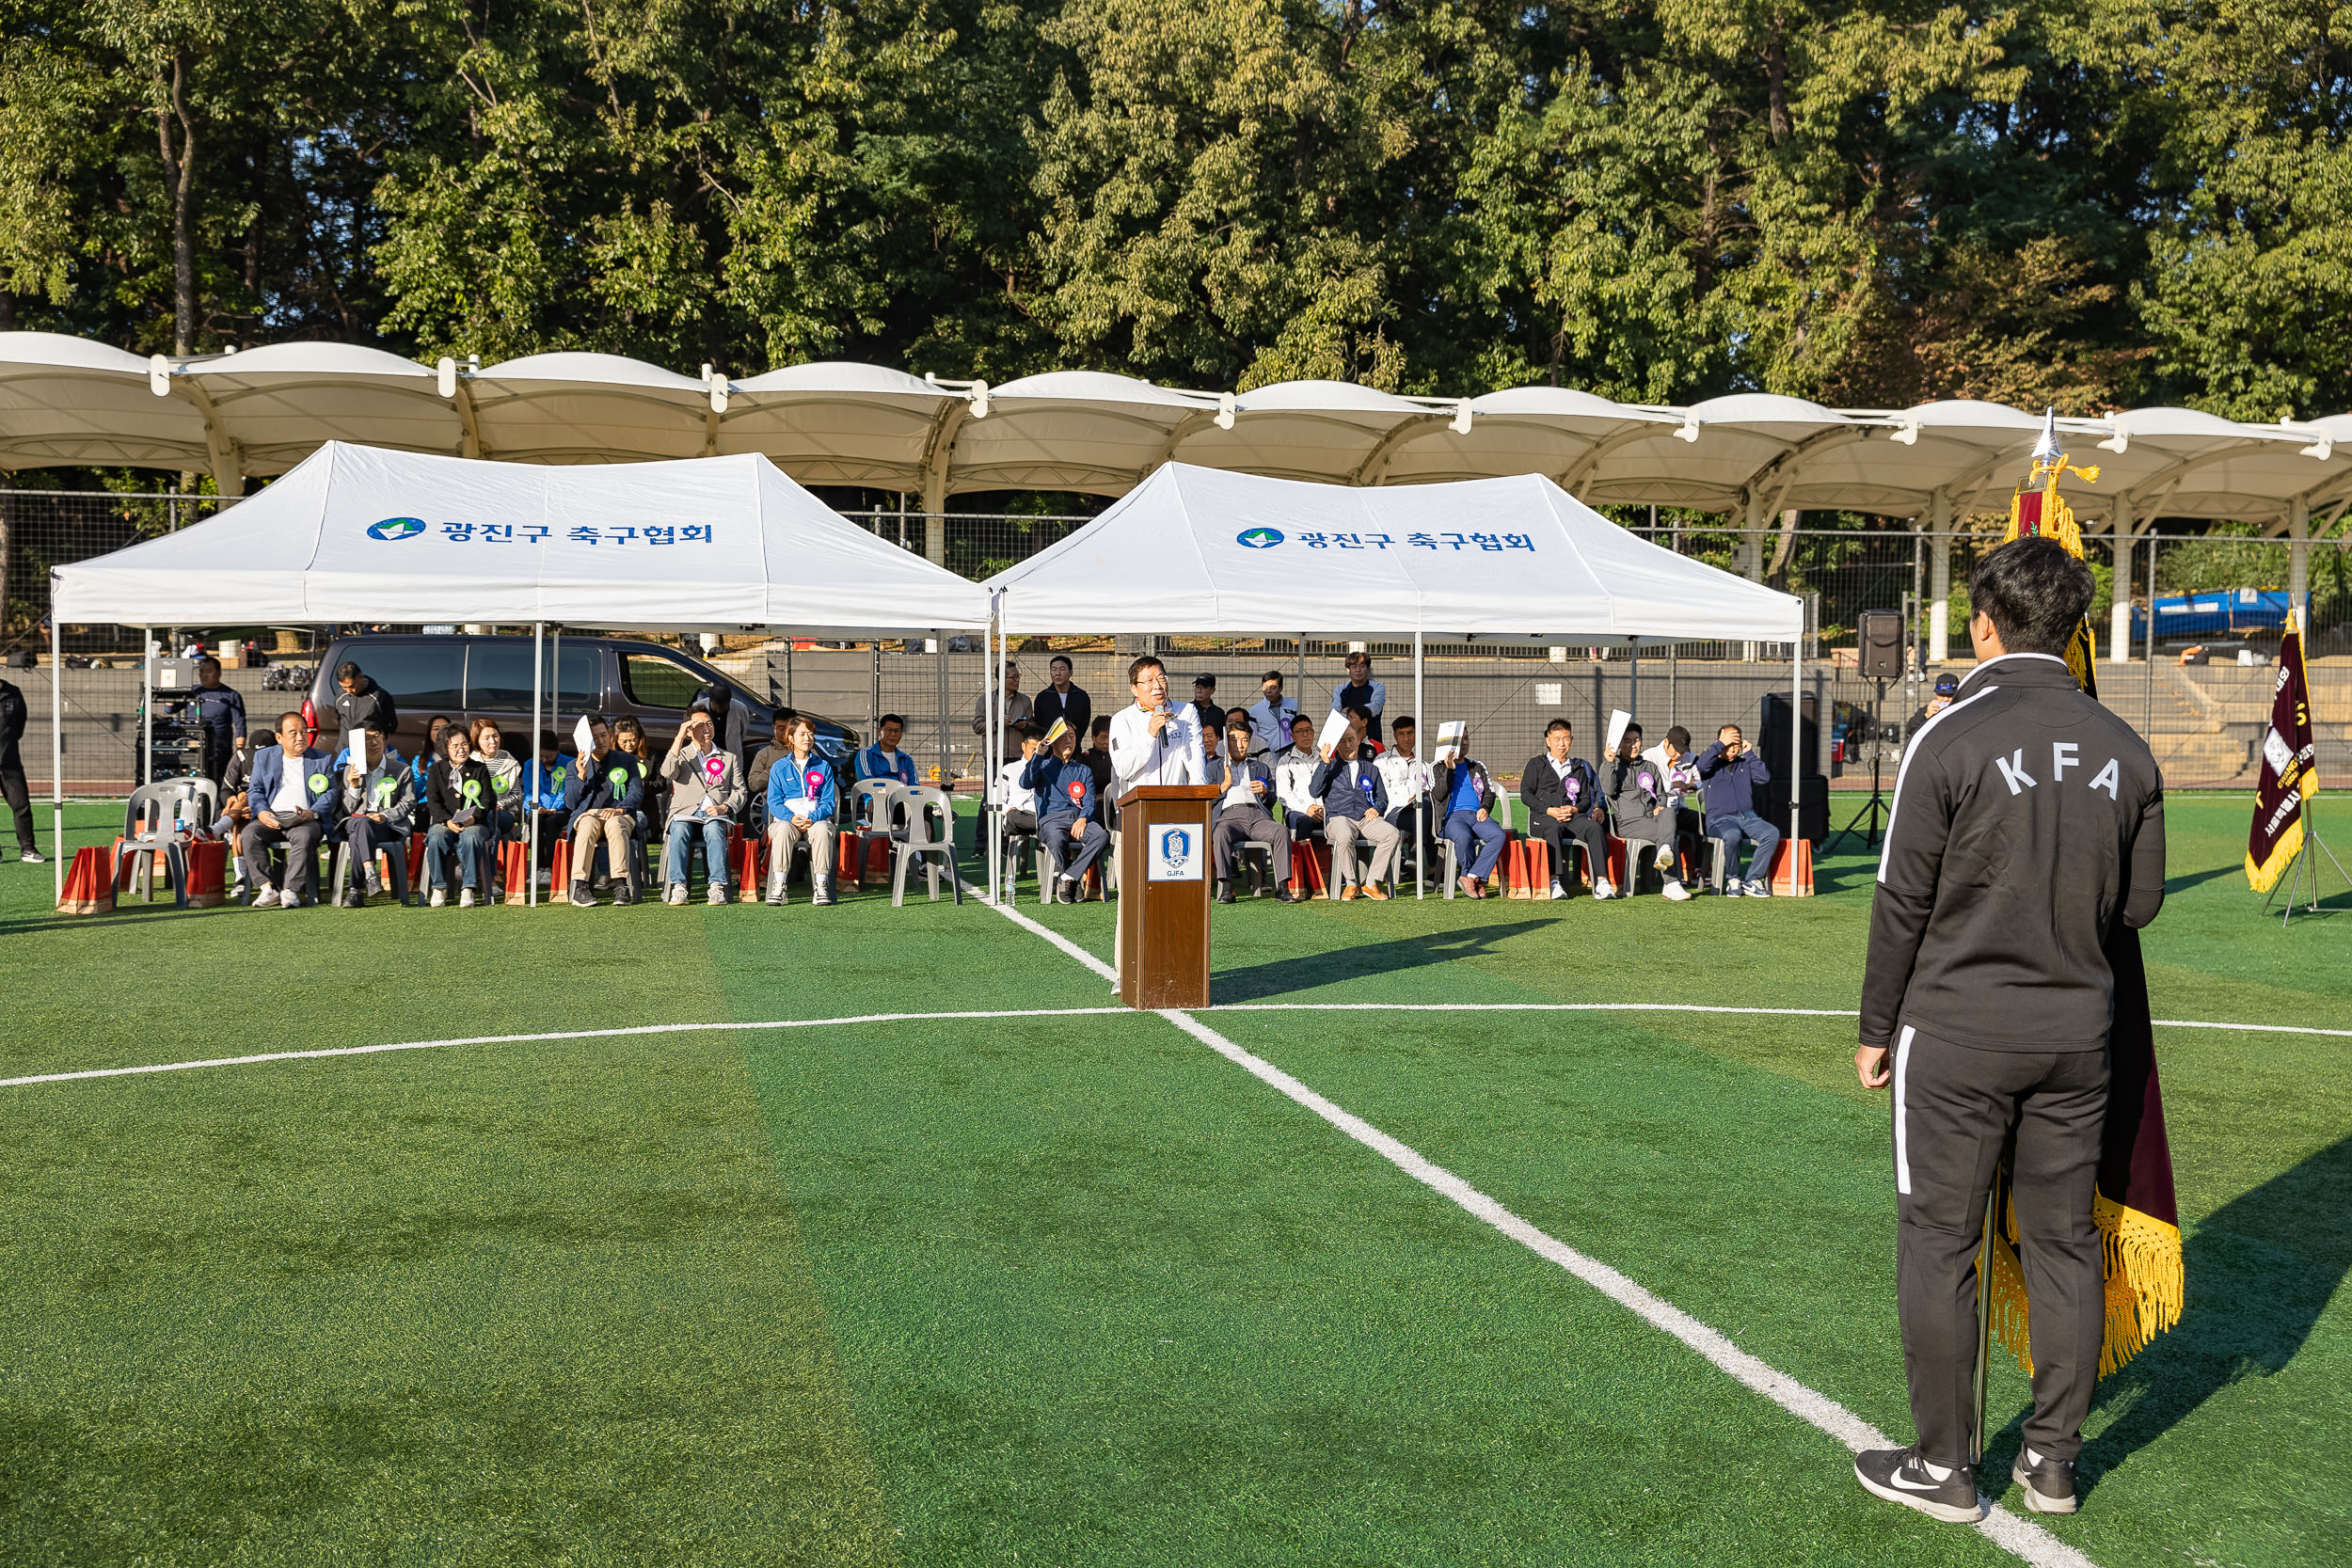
[979,900,2098,1568]
[0,1007,1130,1089]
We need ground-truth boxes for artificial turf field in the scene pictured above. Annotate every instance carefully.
[2,794,2347,1567]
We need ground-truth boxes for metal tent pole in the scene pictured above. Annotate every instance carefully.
[933,630,947,791]
[529,620,543,906]
[1414,626,1424,898]
[50,619,62,900]
[141,625,153,788]
[989,600,1004,903]
[1791,629,1804,875]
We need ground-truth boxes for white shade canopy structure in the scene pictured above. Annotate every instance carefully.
[8,331,2352,532]
[50,440,990,633]
[983,462,1803,641]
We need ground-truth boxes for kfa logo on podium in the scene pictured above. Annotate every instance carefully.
[1147,824,1202,881]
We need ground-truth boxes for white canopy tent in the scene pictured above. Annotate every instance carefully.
[977,463,1805,901]
[51,439,988,631]
[48,440,989,899]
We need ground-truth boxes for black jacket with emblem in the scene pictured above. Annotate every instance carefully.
[1860,653,2166,1053]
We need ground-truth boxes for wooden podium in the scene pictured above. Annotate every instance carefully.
[1115,784,1220,1009]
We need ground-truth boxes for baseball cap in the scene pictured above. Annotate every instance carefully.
[1932,673,1960,697]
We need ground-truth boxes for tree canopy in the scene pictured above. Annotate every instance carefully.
[2,0,2345,420]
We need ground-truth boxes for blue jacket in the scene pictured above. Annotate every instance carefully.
[854,744,917,787]
[247,745,341,824]
[1309,748,1389,822]
[767,752,838,825]
[1022,751,1096,824]
[520,756,577,819]
[577,749,645,816]
[1695,741,1772,819]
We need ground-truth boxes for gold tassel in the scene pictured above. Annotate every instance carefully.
[1985,1225,2036,1374]
[1981,1190,2184,1379]
[2093,1191,2185,1378]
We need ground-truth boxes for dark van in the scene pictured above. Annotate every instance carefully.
[303,633,857,768]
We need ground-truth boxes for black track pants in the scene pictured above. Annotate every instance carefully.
[1892,1023,2107,1466]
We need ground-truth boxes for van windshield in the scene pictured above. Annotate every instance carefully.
[621,652,710,710]
[340,641,463,711]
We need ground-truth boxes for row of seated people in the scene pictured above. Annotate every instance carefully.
[221,702,942,909]
[991,701,1788,905]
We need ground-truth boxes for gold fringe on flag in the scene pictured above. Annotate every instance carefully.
[2247,815,2307,896]
[1979,1190,2185,1378]
[2093,1192,2185,1377]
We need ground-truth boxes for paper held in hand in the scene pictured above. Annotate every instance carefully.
[573,714,596,757]
[1315,707,1352,755]
[1042,718,1071,748]
[1432,721,1466,765]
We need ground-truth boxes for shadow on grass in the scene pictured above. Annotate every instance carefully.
[1979,1133,2352,1500]
[1211,920,1550,1005]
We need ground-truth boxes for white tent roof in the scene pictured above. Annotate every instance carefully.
[50,440,990,632]
[983,462,1803,641]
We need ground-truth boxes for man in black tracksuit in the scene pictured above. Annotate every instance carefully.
[1852,537,2166,1525]
[0,675,38,861]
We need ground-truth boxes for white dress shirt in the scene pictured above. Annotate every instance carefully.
[1245,695,1299,757]
[1108,700,1206,799]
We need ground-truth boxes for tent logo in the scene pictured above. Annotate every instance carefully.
[367,516,426,542]
[1235,527,1283,549]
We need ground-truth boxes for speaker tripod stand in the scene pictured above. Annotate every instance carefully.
[2262,803,2350,927]
[1827,676,1894,854]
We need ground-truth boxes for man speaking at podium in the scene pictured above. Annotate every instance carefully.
[1109,655,1208,800]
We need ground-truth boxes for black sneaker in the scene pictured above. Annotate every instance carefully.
[2010,1450,2077,1514]
[569,880,596,908]
[1275,888,1301,904]
[1853,1448,1984,1524]
[1215,881,1235,905]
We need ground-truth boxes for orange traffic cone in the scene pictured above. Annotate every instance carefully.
[57,847,116,916]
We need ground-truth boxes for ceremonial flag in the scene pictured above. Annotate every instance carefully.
[2246,609,2318,893]
[1976,412,2182,1384]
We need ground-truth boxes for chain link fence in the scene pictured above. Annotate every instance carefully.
[7,488,2344,795]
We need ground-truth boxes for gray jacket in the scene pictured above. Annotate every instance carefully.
[1606,754,1670,826]
[662,741,748,825]
[340,755,415,830]
[1860,653,2166,1053]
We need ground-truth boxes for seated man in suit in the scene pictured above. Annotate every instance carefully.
[335,718,412,907]
[1311,705,1399,901]
[1431,730,1507,899]
[1607,721,1692,901]
[243,709,339,909]
[1210,713,1298,904]
[1519,718,1613,899]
